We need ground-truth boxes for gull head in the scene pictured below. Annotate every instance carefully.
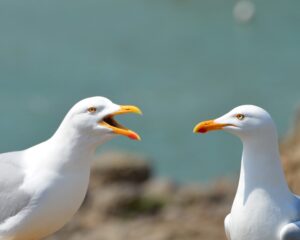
[193,105,276,140]
[65,96,142,141]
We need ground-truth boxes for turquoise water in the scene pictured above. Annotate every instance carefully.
[0,0,300,182]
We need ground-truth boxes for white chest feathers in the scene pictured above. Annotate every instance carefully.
[228,188,299,240]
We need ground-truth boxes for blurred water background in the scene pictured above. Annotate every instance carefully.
[0,0,299,182]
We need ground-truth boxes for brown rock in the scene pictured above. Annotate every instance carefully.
[90,151,152,188]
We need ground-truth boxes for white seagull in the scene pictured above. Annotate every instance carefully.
[193,105,300,240]
[0,96,142,240]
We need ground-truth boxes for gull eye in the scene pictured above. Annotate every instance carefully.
[87,107,97,113]
[236,113,245,120]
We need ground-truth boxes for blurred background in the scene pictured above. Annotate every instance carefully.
[1,0,300,239]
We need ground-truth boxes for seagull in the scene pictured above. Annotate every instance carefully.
[0,96,142,240]
[193,105,300,240]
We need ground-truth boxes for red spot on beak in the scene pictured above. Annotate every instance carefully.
[198,128,208,133]
[128,132,141,141]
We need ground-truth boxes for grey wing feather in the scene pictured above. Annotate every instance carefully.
[0,151,31,223]
[281,222,300,240]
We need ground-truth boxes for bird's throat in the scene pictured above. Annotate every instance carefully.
[236,139,291,203]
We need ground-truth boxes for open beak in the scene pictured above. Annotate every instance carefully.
[100,105,142,140]
[193,120,233,134]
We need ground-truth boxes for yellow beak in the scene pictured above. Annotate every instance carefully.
[100,105,142,140]
[193,119,233,133]
[113,105,142,116]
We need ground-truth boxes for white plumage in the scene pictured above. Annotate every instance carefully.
[0,96,141,240]
[194,105,300,240]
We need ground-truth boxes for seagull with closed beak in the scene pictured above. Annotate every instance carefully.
[194,105,300,240]
[0,96,142,240]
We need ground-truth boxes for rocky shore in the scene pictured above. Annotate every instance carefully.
[46,110,300,240]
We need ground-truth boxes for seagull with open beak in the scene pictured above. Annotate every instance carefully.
[0,96,142,240]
